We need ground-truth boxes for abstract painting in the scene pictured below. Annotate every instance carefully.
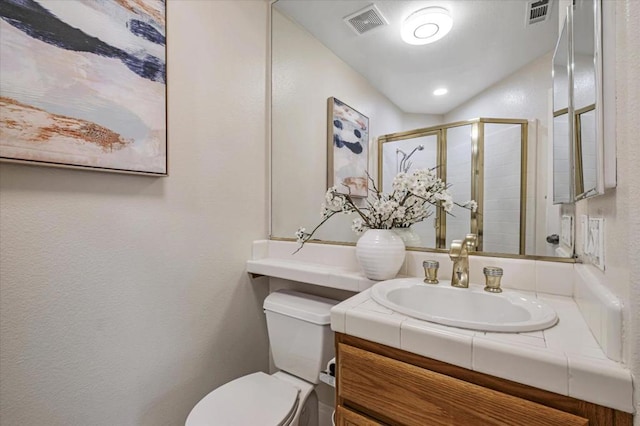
[327,97,369,197]
[0,0,167,175]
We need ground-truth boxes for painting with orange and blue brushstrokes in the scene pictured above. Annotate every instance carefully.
[0,0,167,175]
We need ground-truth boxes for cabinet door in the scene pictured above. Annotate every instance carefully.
[338,343,589,426]
[335,405,384,426]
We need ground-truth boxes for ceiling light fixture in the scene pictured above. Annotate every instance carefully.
[433,88,448,96]
[401,7,453,46]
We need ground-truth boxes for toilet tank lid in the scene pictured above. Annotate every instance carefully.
[264,290,339,325]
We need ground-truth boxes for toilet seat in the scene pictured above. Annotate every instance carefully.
[185,372,300,426]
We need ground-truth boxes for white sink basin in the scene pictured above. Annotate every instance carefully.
[370,278,558,332]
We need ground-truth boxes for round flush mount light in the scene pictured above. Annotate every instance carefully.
[433,88,448,96]
[401,7,453,45]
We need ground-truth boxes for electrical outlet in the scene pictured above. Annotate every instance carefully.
[587,218,604,270]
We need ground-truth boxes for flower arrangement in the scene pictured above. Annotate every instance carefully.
[295,168,477,251]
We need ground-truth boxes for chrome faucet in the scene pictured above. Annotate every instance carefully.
[449,234,477,288]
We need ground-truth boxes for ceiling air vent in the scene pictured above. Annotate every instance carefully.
[526,0,551,25]
[344,4,388,35]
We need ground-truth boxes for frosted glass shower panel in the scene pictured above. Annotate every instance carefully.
[380,134,438,192]
[445,125,472,248]
[553,113,571,202]
[483,123,522,255]
[577,109,597,192]
[379,133,439,248]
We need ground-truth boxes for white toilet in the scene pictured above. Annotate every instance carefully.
[185,290,338,426]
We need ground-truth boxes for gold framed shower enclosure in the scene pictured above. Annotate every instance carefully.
[378,118,528,255]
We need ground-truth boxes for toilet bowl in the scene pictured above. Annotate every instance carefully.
[185,290,338,426]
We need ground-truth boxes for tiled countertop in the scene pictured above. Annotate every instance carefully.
[331,288,633,413]
[248,240,632,414]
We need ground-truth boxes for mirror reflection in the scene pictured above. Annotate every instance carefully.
[552,17,572,204]
[573,0,602,199]
[379,131,439,248]
[271,0,575,259]
[378,118,528,256]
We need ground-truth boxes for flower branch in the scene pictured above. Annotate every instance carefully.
[295,168,476,252]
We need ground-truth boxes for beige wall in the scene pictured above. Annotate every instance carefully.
[558,1,639,419]
[584,0,639,421]
[0,2,270,425]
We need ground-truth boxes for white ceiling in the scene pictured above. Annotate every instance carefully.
[274,0,559,115]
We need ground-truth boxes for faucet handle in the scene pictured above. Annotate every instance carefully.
[449,239,464,259]
[464,234,477,251]
[483,266,503,293]
[423,260,439,284]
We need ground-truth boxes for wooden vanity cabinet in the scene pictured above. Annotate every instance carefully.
[335,333,632,426]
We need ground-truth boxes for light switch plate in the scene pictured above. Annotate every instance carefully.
[561,215,573,249]
[587,218,604,270]
[580,215,588,254]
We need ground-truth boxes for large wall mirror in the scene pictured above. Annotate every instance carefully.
[271,0,577,260]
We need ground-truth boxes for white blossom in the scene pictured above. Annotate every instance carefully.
[295,227,307,243]
[351,218,366,233]
[463,200,478,212]
[392,172,409,191]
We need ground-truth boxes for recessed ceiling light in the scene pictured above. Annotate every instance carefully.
[433,88,448,96]
[401,7,453,46]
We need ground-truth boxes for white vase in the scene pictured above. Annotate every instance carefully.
[393,226,421,247]
[356,229,406,281]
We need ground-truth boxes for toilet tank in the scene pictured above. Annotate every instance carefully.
[263,290,339,384]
